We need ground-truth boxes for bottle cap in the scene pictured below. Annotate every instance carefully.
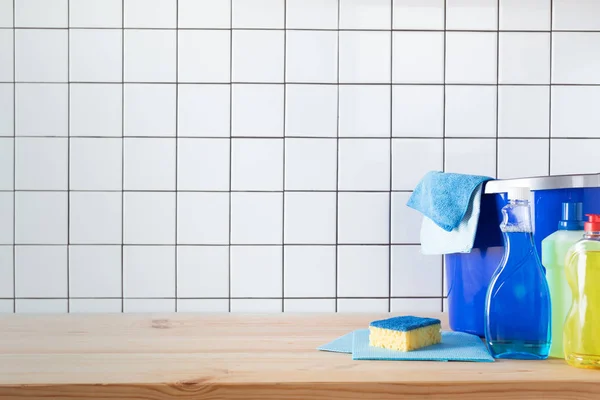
[558,202,584,231]
[584,214,600,232]
[507,187,530,201]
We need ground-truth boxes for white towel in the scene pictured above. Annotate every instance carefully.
[420,183,483,255]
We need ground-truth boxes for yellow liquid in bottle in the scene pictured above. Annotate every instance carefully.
[564,248,600,368]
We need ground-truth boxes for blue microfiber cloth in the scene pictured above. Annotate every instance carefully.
[407,171,493,232]
[317,331,354,353]
[370,315,440,331]
[352,329,494,362]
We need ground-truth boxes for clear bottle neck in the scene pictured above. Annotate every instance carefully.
[584,231,600,240]
[502,199,533,233]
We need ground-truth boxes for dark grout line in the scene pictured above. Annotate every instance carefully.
[334,0,340,313]
[548,1,553,175]
[441,0,447,311]
[66,0,71,313]
[227,0,233,313]
[388,0,393,313]
[10,81,600,86]
[495,0,500,180]
[281,0,287,313]
[11,0,15,313]
[120,0,125,313]
[174,0,179,312]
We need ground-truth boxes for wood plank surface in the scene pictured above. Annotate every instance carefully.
[0,313,599,399]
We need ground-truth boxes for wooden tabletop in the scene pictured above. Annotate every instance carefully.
[0,313,599,399]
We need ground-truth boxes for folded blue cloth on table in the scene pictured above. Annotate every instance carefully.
[407,171,493,232]
[317,331,354,353]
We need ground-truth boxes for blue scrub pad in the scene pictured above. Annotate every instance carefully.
[317,331,354,354]
[370,315,441,331]
[353,329,494,362]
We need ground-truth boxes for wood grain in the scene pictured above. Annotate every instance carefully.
[0,313,599,399]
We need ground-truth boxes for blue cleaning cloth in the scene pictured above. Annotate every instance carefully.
[352,329,494,362]
[370,316,441,331]
[407,171,493,232]
[317,331,354,353]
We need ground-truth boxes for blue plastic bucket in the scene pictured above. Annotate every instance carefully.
[445,174,600,337]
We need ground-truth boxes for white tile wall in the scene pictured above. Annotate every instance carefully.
[1,0,599,314]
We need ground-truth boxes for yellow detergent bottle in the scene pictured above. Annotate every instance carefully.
[541,202,584,358]
[564,214,600,368]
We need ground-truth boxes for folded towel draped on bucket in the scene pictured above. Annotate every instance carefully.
[407,171,493,255]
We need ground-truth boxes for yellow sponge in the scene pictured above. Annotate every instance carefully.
[369,316,441,351]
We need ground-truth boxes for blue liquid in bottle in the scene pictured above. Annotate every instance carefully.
[484,187,551,360]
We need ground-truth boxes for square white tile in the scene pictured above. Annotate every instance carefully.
[178,84,230,137]
[124,138,176,190]
[499,33,549,84]
[15,29,67,82]
[230,246,282,297]
[123,192,175,244]
[338,246,389,297]
[284,246,336,297]
[177,192,229,245]
[0,31,12,81]
[178,30,230,83]
[15,84,68,136]
[498,86,549,138]
[338,85,390,138]
[69,29,122,82]
[550,139,600,175]
[177,299,229,312]
[230,299,281,313]
[393,0,444,30]
[445,85,497,137]
[337,298,389,312]
[392,138,443,190]
[124,299,175,312]
[0,84,13,136]
[231,84,284,137]
[231,138,283,191]
[286,31,337,83]
[70,299,122,313]
[0,300,13,313]
[69,192,122,244]
[124,30,176,82]
[15,0,67,27]
[285,85,337,137]
[391,298,441,313]
[497,139,549,179]
[178,0,230,28]
[286,0,338,29]
[124,84,176,137]
[178,138,230,190]
[553,0,600,31]
[177,246,229,298]
[284,299,336,312]
[391,245,441,296]
[552,86,600,138]
[230,193,282,245]
[0,138,13,190]
[232,0,284,28]
[70,138,122,190]
[339,0,391,29]
[445,32,497,84]
[15,245,67,297]
[284,192,336,245]
[70,0,122,28]
[445,138,497,177]
[499,0,550,31]
[393,32,444,84]
[338,139,390,190]
[69,245,121,298]
[15,137,68,190]
[339,31,391,83]
[124,0,176,28]
[446,0,497,30]
[391,192,422,244]
[392,85,444,137]
[16,299,68,313]
[0,246,13,297]
[232,30,284,83]
[124,246,175,297]
[0,193,12,245]
[338,193,389,244]
[70,84,122,137]
[0,0,13,27]
[285,138,337,190]
[552,33,600,84]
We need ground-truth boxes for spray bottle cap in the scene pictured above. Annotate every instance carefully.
[558,202,584,231]
[507,187,530,201]
[584,214,600,232]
